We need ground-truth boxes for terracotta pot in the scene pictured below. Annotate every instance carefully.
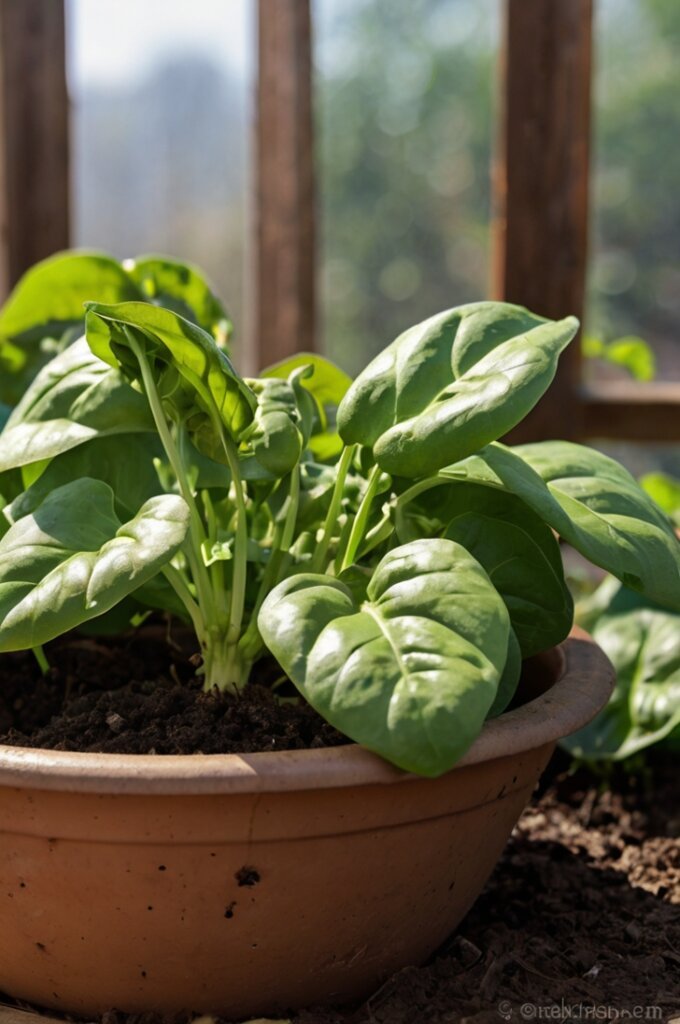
[0,629,613,1019]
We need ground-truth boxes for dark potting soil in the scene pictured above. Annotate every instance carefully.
[0,629,347,754]
[1,756,678,1024]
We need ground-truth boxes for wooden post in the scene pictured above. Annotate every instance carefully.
[493,0,593,441]
[0,0,70,296]
[252,0,315,373]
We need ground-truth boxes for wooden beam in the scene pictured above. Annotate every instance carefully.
[0,0,70,296]
[493,0,593,441]
[582,382,680,442]
[252,0,315,373]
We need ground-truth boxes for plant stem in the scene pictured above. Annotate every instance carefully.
[392,476,451,540]
[395,476,448,510]
[162,564,204,639]
[239,465,301,663]
[338,464,383,573]
[201,489,230,623]
[280,463,301,553]
[357,511,395,558]
[212,418,249,660]
[202,629,238,693]
[311,443,356,573]
[125,331,216,623]
[32,645,49,675]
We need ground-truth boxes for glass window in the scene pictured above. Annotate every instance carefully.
[315,0,499,374]
[586,0,680,384]
[66,0,253,350]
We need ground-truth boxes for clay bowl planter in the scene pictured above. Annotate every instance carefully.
[0,628,613,1020]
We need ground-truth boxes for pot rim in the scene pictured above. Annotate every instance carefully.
[0,627,613,794]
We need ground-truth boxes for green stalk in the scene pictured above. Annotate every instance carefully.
[280,463,301,553]
[311,443,356,573]
[32,645,49,675]
[239,465,301,664]
[217,433,248,646]
[162,564,204,639]
[208,414,252,690]
[338,464,383,573]
[202,489,230,624]
[395,476,448,510]
[392,476,451,540]
[202,630,234,693]
[125,332,216,623]
[357,511,395,558]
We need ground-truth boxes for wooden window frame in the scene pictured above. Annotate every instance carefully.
[494,0,680,444]
[0,0,69,297]
[0,0,677,441]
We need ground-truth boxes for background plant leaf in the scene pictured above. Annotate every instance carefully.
[564,585,680,760]
[582,333,656,382]
[125,254,232,347]
[0,252,140,407]
[639,471,680,525]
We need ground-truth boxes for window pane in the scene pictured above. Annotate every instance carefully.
[66,0,253,350]
[316,0,499,375]
[586,0,680,384]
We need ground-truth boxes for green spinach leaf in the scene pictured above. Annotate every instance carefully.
[5,434,163,524]
[337,302,578,477]
[124,255,231,347]
[0,478,189,650]
[397,481,572,656]
[0,339,155,472]
[263,353,352,461]
[259,538,510,776]
[564,592,680,760]
[240,376,304,477]
[0,252,140,406]
[447,442,680,611]
[488,628,522,718]
[85,301,256,455]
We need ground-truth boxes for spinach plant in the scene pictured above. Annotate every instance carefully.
[563,471,680,761]
[1,253,679,776]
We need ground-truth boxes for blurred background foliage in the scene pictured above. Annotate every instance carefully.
[316,0,497,374]
[69,0,679,382]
